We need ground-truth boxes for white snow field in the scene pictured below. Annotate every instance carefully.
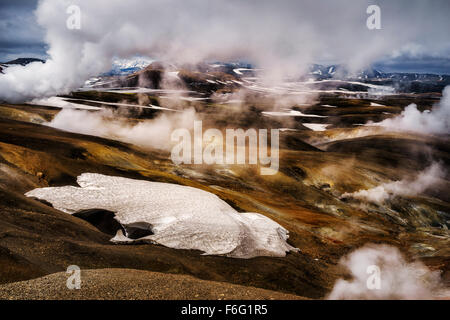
[25,173,297,259]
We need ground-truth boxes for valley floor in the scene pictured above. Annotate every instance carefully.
[0,89,448,299]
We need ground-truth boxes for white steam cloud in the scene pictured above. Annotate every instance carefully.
[341,163,445,204]
[48,108,198,150]
[327,244,447,300]
[1,0,450,102]
[376,85,450,135]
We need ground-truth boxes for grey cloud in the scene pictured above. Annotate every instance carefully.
[376,56,450,74]
[0,0,46,61]
[0,0,450,101]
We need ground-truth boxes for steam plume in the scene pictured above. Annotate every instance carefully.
[341,163,445,204]
[327,244,446,300]
[48,108,198,150]
[376,85,450,135]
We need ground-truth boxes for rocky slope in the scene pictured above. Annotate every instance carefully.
[0,85,448,299]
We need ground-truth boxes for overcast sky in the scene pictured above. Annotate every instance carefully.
[0,0,47,61]
[1,0,450,74]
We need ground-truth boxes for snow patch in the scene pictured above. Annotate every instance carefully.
[25,173,298,259]
[30,97,102,110]
[233,68,252,75]
[302,123,330,131]
[262,109,327,118]
[322,104,337,108]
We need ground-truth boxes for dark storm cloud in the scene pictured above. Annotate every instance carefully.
[0,0,47,61]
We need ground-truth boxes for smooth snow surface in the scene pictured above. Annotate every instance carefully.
[262,109,327,118]
[233,68,253,75]
[302,123,330,131]
[25,173,297,259]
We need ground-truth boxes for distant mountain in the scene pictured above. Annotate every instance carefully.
[304,64,450,92]
[307,63,448,82]
[83,59,450,94]
[0,58,45,73]
[102,57,153,76]
[3,58,45,66]
[307,64,384,80]
[114,61,241,93]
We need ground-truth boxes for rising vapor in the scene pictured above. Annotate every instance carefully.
[327,244,446,300]
[341,163,445,204]
[48,107,198,150]
[1,0,450,102]
[376,85,450,135]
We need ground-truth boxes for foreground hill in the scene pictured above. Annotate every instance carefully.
[0,268,303,300]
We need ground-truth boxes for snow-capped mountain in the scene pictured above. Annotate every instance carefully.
[102,57,153,76]
[309,64,336,77]
[308,64,383,80]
